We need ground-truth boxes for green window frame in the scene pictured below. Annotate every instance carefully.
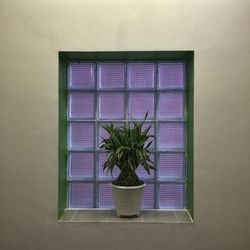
[58,51,194,219]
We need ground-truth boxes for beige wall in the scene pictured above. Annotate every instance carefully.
[0,0,250,249]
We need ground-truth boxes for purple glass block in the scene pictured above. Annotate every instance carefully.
[99,122,124,144]
[158,92,184,119]
[159,123,185,149]
[98,63,125,89]
[158,62,185,89]
[136,154,154,179]
[128,93,154,119]
[99,152,120,179]
[159,184,185,209]
[68,122,94,149]
[68,93,95,119]
[142,184,154,209]
[69,152,94,178]
[128,62,155,88]
[99,183,114,208]
[69,183,94,208]
[68,63,95,89]
[159,153,185,178]
[99,93,125,119]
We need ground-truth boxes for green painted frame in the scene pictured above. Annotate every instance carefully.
[58,53,68,219]
[186,54,194,219]
[58,51,194,219]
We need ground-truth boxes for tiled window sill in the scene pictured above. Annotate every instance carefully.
[59,209,193,223]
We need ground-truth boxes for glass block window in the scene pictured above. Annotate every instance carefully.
[67,61,186,209]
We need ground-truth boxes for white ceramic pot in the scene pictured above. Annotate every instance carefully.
[111,183,145,217]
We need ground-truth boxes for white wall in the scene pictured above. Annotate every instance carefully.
[0,0,250,249]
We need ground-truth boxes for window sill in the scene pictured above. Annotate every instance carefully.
[59,209,193,223]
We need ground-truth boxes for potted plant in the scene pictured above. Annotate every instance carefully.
[100,113,156,217]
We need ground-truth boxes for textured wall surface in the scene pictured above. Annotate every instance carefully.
[0,0,250,249]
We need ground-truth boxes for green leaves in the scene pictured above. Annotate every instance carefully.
[99,112,156,183]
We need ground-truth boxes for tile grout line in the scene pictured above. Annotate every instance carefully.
[173,210,179,223]
[186,210,193,223]
[70,209,78,222]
